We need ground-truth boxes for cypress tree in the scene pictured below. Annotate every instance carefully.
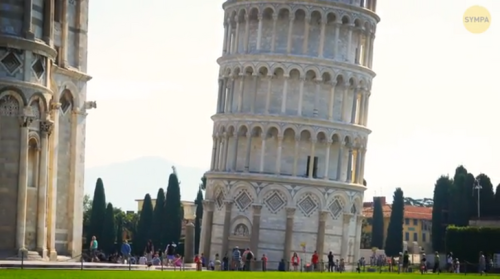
[473,174,495,218]
[194,188,204,253]
[371,197,384,249]
[135,194,154,254]
[385,188,404,256]
[89,178,106,244]
[164,171,182,245]
[102,203,116,254]
[495,184,500,216]
[432,176,452,252]
[116,214,124,252]
[153,188,166,249]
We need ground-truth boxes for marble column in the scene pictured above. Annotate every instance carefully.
[251,74,258,113]
[23,0,34,38]
[281,75,288,113]
[47,102,61,261]
[271,14,278,52]
[316,211,328,259]
[36,120,53,258]
[346,24,353,62]
[210,135,217,170]
[237,74,245,112]
[67,109,80,257]
[328,81,336,121]
[318,18,326,57]
[353,215,363,262]
[302,15,310,54]
[256,15,263,51]
[185,221,195,263]
[222,21,229,54]
[313,80,321,117]
[341,214,352,260]
[60,0,68,66]
[275,136,283,174]
[231,133,239,171]
[244,131,252,172]
[201,200,214,261]
[323,140,332,179]
[233,16,240,54]
[283,207,296,261]
[287,15,295,54]
[42,0,54,45]
[297,78,304,116]
[336,142,344,181]
[293,136,300,176]
[355,149,362,184]
[222,133,230,171]
[308,139,316,178]
[221,201,233,255]
[250,204,262,255]
[259,134,266,172]
[346,148,353,183]
[243,15,250,53]
[265,75,272,113]
[16,113,33,256]
[333,23,340,59]
[359,148,366,184]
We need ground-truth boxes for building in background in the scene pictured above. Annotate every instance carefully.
[201,0,380,263]
[0,1,93,260]
[362,196,433,251]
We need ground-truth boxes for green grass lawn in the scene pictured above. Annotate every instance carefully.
[1,270,500,279]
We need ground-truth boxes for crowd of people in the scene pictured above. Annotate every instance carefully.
[86,236,495,274]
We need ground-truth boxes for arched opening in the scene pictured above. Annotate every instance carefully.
[27,138,39,188]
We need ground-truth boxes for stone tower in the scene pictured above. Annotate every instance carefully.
[0,0,94,260]
[200,0,379,263]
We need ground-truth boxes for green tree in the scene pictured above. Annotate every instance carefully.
[450,166,471,226]
[164,170,182,245]
[82,194,92,246]
[370,197,384,249]
[194,188,204,254]
[89,178,107,244]
[153,188,166,249]
[134,194,154,254]
[432,175,452,252]
[116,214,124,252]
[102,203,116,254]
[385,188,404,256]
[200,174,207,190]
[473,174,496,218]
[495,184,500,216]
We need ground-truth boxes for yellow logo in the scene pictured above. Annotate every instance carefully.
[463,6,491,34]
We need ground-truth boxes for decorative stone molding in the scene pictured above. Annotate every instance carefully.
[286,207,296,218]
[319,210,329,222]
[252,204,262,215]
[40,119,54,135]
[343,213,353,224]
[202,200,215,212]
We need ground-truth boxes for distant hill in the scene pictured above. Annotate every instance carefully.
[84,156,206,211]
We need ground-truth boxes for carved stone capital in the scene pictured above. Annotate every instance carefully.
[319,210,329,222]
[202,200,215,211]
[18,107,35,127]
[286,207,296,218]
[252,204,262,215]
[50,102,61,111]
[343,213,353,224]
[224,200,233,211]
[294,135,301,142]
[40,119,54,135]
[272,14,278,21]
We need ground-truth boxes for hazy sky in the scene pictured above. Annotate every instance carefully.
[84,0,499,204]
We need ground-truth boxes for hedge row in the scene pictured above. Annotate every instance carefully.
[446,226,500,263]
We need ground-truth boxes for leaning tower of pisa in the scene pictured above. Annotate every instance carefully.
[0,1,93,260]
[201,0,379,264]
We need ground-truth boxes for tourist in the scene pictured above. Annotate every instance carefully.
[455,258,460,273]
[243,247,254,271]
[214,253,221,271]
[403,251,410,272]
[291,252,300,271]
[327,251,334,272]
[311,251,319,271]
[278,259,286,271]
[120,240,131,264]
[144,239,154,262]
[165,242,175,265]
[222,253,229,271]
[433,251,440,274]
[231,246,241,270]
[194,254,202,271]
[479,252,486,275]
[261,253,268,271]
[173,254,182,268]
[152,253,161,266]
[447,252,454,272]
[201,253,206,269]
[89,236,98,262]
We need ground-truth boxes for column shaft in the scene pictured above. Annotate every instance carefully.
[42,0,54,45]
[287,17,294,54]
[313,81,320,117]
[210,136,217,170]
[281,76,288,113]
[275,136,283,174]
[222,23,229,54]
[47,105,60,260]
[23,0,33,38]
[265,76,272,114]
[297,79,304,115]
[244,132,252,171]
[351,89,358,124]
[259,135,266,172]
[202,201,214,261]
[256,16,263,51]
[346,26,353,62]
[336,145,343,181]
[221,202,233,255]
[36,123,51,256]
[293,137,300,176]
[308,140,316,178]
[318,21,326,57]
[250,205,262,255]
[284,208,296,261]
[341,214,351,260]
[213,137,220,170]
[237,75,245,112]
[302,16,310,54]
[223,136,230,171]
[228,78,235,113]
[16,116,32,253]
[231,135,239,171]
[60,0,68,66]
[316,211,328,259]
[234,20,240,54]
[334,25,340,59]
[251,75,258,113]
[271,15,278,52]
[243,15,250,53]
[353,216,363,262]
[324,141,331,179]
[328,82,336,121]
[347,148,353,182]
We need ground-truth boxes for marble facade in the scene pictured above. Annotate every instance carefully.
[200,0,379,264]
[0,0,92,260]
